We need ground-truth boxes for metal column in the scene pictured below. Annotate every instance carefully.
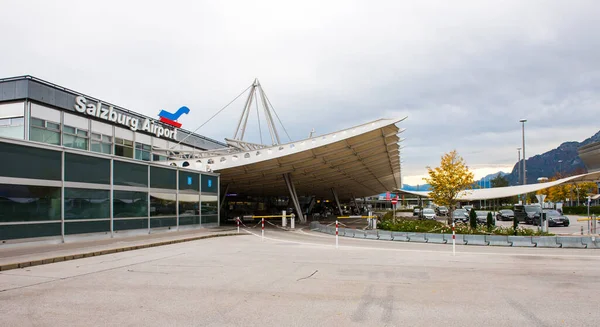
[219,184,230,210]
[331,188,343,216]
[283,173,304,223]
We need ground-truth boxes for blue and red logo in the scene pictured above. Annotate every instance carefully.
[158,106,190,128]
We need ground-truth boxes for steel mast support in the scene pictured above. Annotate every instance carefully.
[283,173,305,223]
[331,188,343,216]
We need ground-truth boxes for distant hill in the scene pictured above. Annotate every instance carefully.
[401,184,430,191]
[505,129,600,185]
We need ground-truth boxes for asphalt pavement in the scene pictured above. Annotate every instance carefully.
[1,226,599,326]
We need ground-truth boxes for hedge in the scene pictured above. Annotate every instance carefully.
[562,206,600,215]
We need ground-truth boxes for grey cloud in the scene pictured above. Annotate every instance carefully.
[1,0,598,179]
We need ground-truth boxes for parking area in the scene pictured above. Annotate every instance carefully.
[1,230,599,326]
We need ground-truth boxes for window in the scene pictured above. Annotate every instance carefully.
[201,175,219,193]
[65,153,110,184]
[152,153,168,162]
[179,193,199,225]
[64,188,110,219]
[114,161,148,187]
[30,117,60,145]
[62,125,89,150]
[0,184,61,223]
[0,116,24,139]
[135,143,152,161]
[113,191,148,218]
[91,133,112,154]
[179,171,199,192]
[0,142,61,180]
[150,192,176,217]
[65,220,110,235]
[200,194,218,215]
[150,166,176,189]
[114,137,134,158]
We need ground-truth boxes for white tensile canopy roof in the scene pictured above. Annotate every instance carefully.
[167,117,404,199]
[398,171,600,201]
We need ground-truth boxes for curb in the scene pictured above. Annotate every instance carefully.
[0,233,243,272]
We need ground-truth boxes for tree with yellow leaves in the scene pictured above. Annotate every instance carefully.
[423,150,474,223]
[537,174,598,204]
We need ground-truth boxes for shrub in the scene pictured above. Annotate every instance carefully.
[378,218,553,236]
[486,212,494,231]
[469,209,477,229]
[562,206,600,215]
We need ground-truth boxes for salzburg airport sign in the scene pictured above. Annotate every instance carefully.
[74,96,179,139]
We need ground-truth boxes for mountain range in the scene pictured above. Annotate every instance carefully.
[402,129,600,190]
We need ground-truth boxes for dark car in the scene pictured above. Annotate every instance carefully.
[452,208,469,224]
[413,208,421,217]
[474,211,491,224]
[532,209,570,227]
[496,209,515,221]
[514,205,541,224]
[435,206,449,216]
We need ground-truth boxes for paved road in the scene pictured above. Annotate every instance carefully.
[1,227,599,326]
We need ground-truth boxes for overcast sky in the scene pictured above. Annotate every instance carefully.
[2,0,599,185]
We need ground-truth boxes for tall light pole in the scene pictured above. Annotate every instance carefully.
[558,160,563,177]
[517,147,521,184]
[520,119,527,186]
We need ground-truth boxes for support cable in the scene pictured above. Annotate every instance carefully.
[255,87,263,145]
[259,85,293,142]
[170,83,253,150]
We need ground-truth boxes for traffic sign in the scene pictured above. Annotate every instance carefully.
[391,195,398,205]
[535,194,546,204]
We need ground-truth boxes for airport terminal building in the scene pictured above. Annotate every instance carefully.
[0,76,223,242]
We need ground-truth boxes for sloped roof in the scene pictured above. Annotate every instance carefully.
[398,171,600,201]
[167,117,405,199]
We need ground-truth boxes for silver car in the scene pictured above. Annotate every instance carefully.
[421,208,436,220]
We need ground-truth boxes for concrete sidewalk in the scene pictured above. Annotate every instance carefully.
[0,227,243,271]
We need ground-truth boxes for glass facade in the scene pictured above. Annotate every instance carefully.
[150,167,176,189]
[0,104,220,241]
[30,117,61,145]
[63,125,89,150]
[0,184,61,222]
[114,161,148,187]
[65,153,110,184]
[0,142,61,180]
[64,188,110,220]
[113,191,148,218]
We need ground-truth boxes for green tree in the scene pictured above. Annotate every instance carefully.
[490,173,509,188]
[486,211,494,231]
[423,150,474,224]
[469,208,477,229]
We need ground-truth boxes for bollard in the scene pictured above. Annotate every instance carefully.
[237,218,240,234]
[290,213,295,229]
[452,222,456,256]
[282,210,287,227]
[261,218,264,241]
[336,220,339,249]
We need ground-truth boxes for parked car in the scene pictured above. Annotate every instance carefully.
[413,208,421,217]
[435,206,448,216]
[514,205,541,224]
[496,209,515,221]
[421,208,436,220]
[474,211,491,224]
[463,205,474,212]
[452,208,469,224]
[532,209,570,227]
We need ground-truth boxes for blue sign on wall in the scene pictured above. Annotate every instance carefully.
[201,175,218,193]
[187,176,193,185]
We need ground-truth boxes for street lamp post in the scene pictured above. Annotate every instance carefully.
[558,160,563,177]
[520,119,527,185]
[520,119,527,204]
